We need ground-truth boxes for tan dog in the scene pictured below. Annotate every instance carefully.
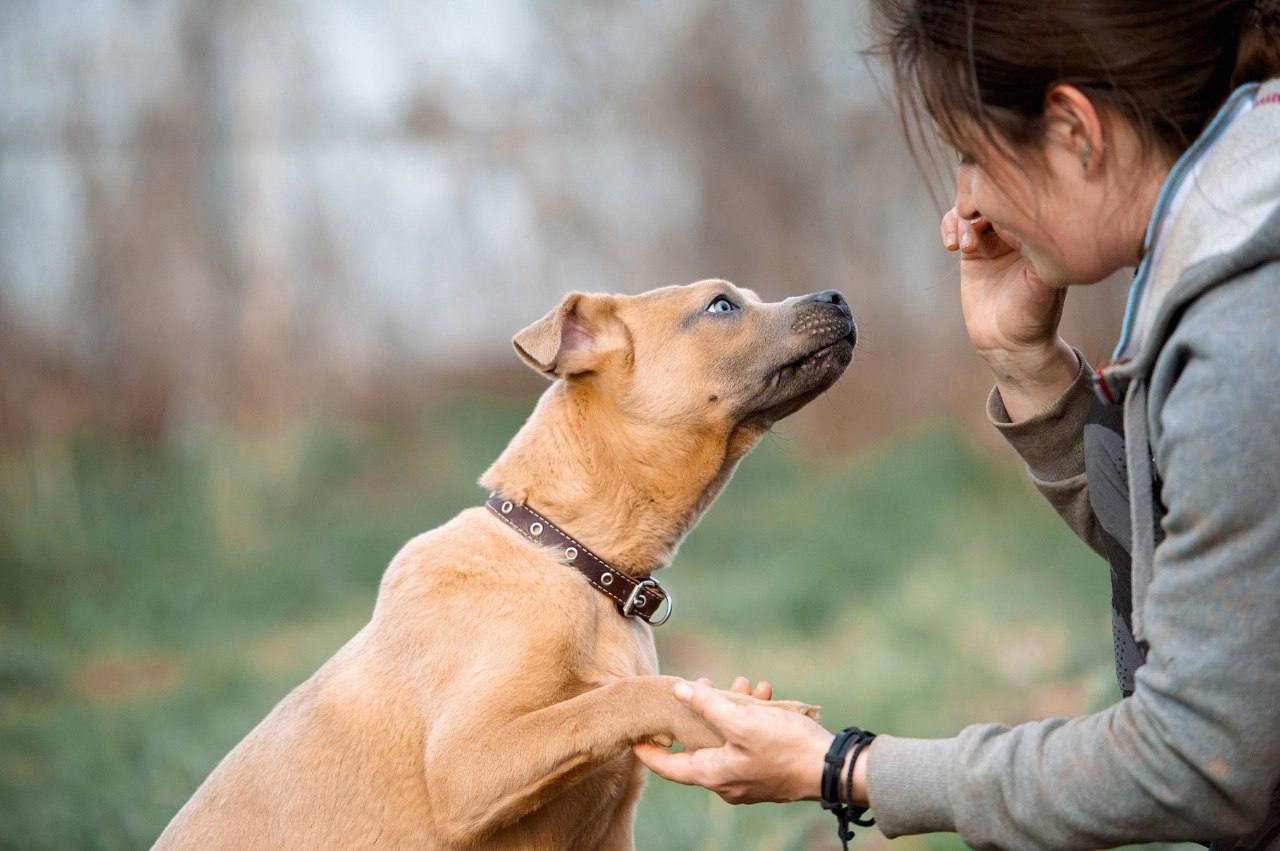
[155,279,856,850]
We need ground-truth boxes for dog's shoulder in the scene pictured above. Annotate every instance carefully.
[372,507,600,638]
[378,507,576,586]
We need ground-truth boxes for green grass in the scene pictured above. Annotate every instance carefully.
[0,399,1193,850]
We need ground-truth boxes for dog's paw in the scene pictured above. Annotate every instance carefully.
[769,698,822,723]
[670,718,725,752]
[659,701,727,751]
[717,690,822,723]
[656,689,823,752]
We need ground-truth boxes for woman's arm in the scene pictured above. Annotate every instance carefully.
[985,345,1111,557]
[870,267,1280,847]
[637,270,1280,848]
[945,207,1110,556]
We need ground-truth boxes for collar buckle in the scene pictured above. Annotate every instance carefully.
[622,578,673,625]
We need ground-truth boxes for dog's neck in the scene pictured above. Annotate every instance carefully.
[479,382,763,577]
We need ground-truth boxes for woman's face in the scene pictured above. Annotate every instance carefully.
[950,106,1165,288]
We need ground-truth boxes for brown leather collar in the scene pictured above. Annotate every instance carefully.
[484,493,673,626]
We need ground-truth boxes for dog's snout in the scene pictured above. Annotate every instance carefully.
[810,289,852,318]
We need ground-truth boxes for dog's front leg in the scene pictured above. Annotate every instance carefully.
[424,674,813,846]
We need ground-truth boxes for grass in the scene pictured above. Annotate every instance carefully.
[0,397,1195,850]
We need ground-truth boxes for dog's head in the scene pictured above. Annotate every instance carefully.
[512,278,856,433]
[484,280,856,569]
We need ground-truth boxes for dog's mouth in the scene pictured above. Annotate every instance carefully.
[775,329,856,381]
[741,325,856,426]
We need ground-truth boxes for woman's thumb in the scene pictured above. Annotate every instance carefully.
[675,680,743,733]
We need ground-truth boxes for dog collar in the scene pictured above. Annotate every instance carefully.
[484,493,673,626]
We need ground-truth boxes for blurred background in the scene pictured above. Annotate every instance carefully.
[1,1,1183,849]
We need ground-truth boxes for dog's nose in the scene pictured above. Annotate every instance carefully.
[809,289,852,318]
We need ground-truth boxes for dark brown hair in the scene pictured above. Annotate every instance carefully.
[871,0,1280,177]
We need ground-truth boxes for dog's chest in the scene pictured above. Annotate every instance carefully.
[584,609,659,680]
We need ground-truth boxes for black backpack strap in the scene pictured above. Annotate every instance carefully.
[1083,394,1159,696]
[1083,394,1279,849]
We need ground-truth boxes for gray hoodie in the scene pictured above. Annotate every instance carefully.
[865,78,1280,849]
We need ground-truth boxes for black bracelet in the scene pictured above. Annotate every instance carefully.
[845,731,876,827]
[820,726,876,850]
[822,729,856,811]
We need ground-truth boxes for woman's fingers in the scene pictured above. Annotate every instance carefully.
[943,207,1005,257]
[694,675,773,700]
[631,741,701,785]
[941,207,960,251]
[675,681,746,737]
[942,207,986,251]
[964,219,1021,261]
[728,675,771,699]
[633,740,736,792]
[959,215,990,254]
[693,674,771,700]
[641,681,830,805]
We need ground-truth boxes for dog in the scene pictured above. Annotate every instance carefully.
[154,279,856,849]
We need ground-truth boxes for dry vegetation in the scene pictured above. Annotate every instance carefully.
[1,0,1126,449]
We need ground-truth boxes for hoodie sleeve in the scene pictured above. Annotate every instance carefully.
[865,267,1280,849]
[984,347,1110,557]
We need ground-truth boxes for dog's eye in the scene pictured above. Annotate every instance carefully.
[705,295,739,314]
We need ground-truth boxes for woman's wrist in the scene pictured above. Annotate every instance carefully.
[804,729,871,806]
[804,730,837,802]
[983,337,1080,422]
[842,743,871,807]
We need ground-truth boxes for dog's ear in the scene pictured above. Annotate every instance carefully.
[513,292,626,379]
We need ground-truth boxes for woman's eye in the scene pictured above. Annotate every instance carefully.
[706,295,739,314]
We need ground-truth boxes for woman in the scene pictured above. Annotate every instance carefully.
[632,1,1280,848]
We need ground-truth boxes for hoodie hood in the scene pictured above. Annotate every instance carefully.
[1093,77,1280,404]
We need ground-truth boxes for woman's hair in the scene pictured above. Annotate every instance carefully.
[870,0,1280,173]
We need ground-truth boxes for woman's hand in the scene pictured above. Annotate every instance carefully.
[941,207,1079,421]
[632,677,864,806]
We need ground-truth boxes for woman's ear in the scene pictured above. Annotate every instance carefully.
[512,292,627,379]
[1043,84,1106,173]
